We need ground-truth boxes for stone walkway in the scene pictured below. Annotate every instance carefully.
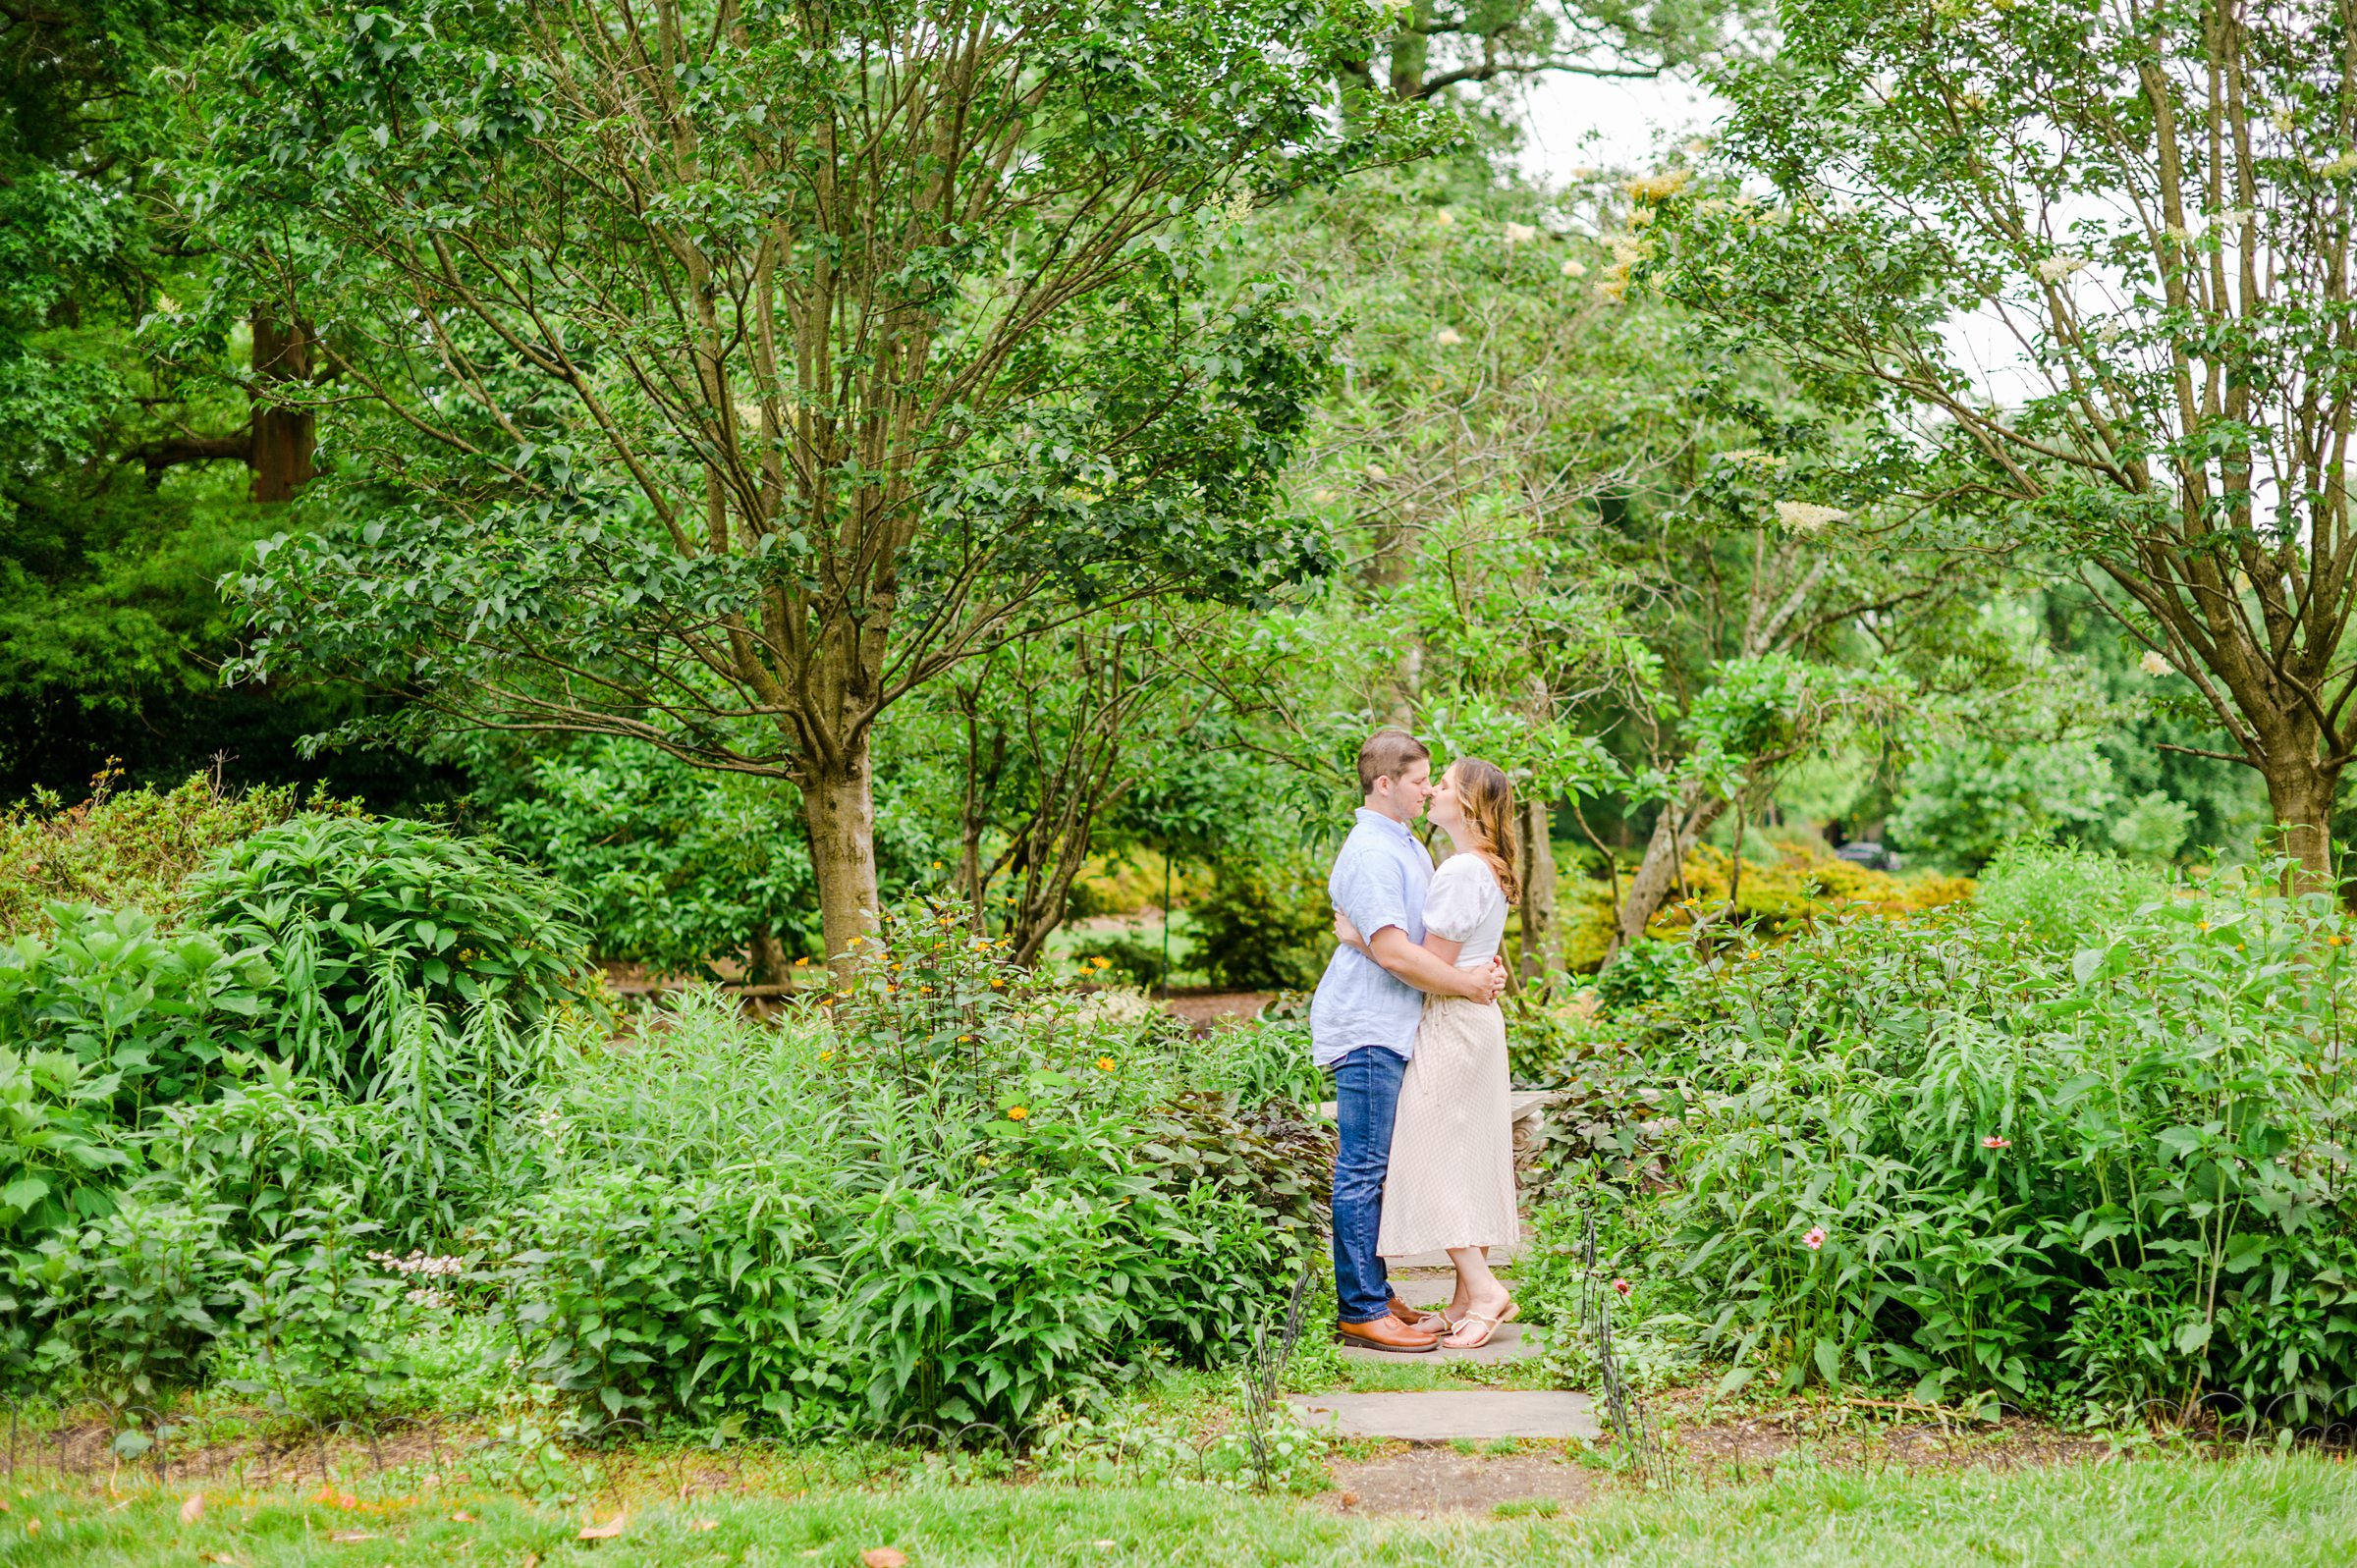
[1288,1390,1600,1441]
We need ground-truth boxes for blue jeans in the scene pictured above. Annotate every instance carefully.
[1330,1045,1409,1324]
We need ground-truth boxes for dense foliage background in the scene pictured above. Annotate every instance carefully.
[9,0,2356,1448]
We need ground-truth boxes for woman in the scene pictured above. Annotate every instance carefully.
[1333,756,1521,1349]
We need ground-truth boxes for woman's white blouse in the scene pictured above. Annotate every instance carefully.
[1424,852,1507,966]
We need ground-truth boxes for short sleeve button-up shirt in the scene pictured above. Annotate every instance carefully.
[1308,809,1435,1066]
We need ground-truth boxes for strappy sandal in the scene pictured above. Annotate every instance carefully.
[1442,1300,1518,1351]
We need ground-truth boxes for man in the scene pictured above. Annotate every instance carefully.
[1310,729,1508,1352]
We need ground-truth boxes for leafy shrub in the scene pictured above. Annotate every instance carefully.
[0,904,273,1112]
[490,907,1327,1432]
[7,1062,418,1406]
[0,906,277,1248]
[2109,790,2195,863]
[0,771,351,939]
[1592,937,1695,1012]
[1065,849,1210,918]
[1556,841,1975,974]
[474,739,820,974]
[185,815,592,1091]
[1188,849,1333,992]
[1070,931,1171,990]
[0,1047,131,1248]
[1973,838,2170,948]
[1654,867,2357,1426]
[1193,1005,1327,1111]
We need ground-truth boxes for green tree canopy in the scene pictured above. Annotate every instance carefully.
[189,0,1435,959]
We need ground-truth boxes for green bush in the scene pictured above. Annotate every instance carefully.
[474,739,820,975]
[0,904,273,1113]
[488,906,1328,1433]
[1592,937,1696,1013]
[1972,839,2170,948]
[185,815,592,1092]
[5,1060,419,1406]
[0,1046,132,1249]
[1187,849,1334,992]
[1069,931,1171,990]
[1192,1004,1327,1112]
[0,772,351,939]
[1653,866,2357,1426]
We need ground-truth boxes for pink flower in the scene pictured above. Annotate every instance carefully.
[1982,1135,2010,1150]
[1802,1226,1827,1251]
[1612,1277,1633,1298]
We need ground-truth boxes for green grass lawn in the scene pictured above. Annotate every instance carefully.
[14,1452,2357,1567]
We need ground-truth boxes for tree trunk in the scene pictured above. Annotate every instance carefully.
[746,927,788,987]
[249,315,315,502]
[2261,757,2340,893]
[1517,795,1559,985]
[1605,787,1728,962]
[802,739,881,970]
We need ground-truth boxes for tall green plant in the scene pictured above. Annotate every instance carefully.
[184,815,590,1091]
[1661,858,2357,1426]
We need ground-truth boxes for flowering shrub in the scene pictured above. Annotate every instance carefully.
[1655,854,2357,1426]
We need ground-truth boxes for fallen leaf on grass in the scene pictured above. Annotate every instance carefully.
[578,1514,627,1541]
[862,1549,907,1568]
[521,1554,539,1567]
[181,1493,205,1525]
[688,1520,718,1533]
[450,1512,476,1524]
[1340,1491,1360,1507]
[328,1529,378,1542]
[25,1520,38,1535]
[199,1554,243,1565]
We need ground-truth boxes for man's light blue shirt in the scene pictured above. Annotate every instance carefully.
[1308,808,1435,1067]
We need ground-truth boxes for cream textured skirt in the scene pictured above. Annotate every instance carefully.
[1376,993,1520,1258]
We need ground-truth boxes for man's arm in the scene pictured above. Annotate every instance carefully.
[1367,926,1506,1002]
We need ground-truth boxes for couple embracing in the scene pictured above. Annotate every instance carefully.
[1311,729,1521,1353]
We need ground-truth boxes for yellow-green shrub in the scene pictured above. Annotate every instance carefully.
[1555,842,1976,972]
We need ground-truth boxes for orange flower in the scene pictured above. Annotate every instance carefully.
[1096,1056,1117,1072]
[1007,1106,1028,1121]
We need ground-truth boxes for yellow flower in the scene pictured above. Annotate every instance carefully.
[794,955,810,967]
[819,1050,834,1062]
[2199,920,2212,932]
[959,1034,975,1043]
[918,983,933,994]
[1007,1106,1029,1121]
[1091,956,1113,971]
[990,978,1007,989]
[1096,1056,1118,1072]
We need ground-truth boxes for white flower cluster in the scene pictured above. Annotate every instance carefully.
[370,1249,465,1311]
[2036,252,2090,284]
[2140,650,2173,676]
[369,1249,465,1276]
[1776,500,1848,532]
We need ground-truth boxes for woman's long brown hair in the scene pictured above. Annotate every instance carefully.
[1449,757,1520,906]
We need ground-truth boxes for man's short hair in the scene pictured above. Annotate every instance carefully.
[1356,729,1430,795]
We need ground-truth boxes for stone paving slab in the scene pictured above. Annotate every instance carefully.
[1337,1317,1540,1366]
[1286,1390,1600,1442]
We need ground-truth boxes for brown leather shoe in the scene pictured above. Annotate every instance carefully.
[1387,1295,1426,1327]
[1338,1316,1440,1353]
